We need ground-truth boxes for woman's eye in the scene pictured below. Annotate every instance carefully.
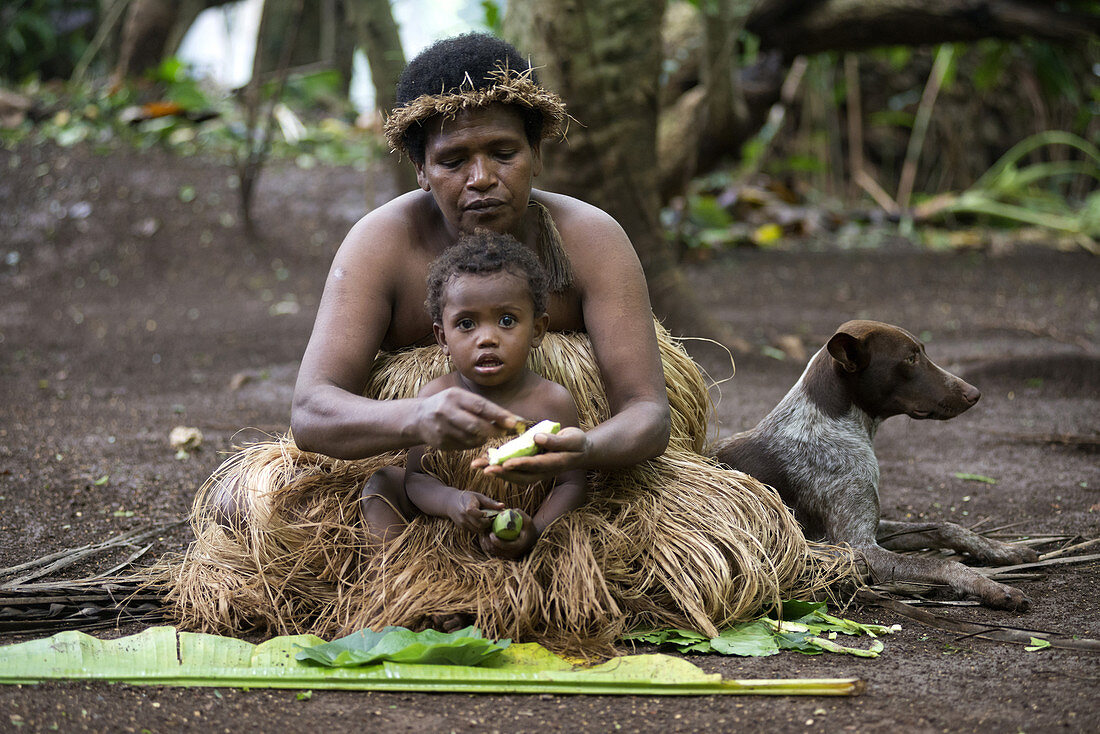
[499,314,516,327]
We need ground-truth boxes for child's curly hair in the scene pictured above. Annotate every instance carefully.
[426,231,549,323]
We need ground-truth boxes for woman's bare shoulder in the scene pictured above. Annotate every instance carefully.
[531,190,641,279]
[337,190,437,260]
[532,190,623,236]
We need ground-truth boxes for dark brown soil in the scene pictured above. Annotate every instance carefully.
[1,141,1098,733]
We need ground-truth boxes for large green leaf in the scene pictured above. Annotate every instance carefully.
[294,625,510,667]
[709,622,780,657]
[0,627,864,696]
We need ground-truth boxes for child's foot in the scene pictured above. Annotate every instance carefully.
[425,613,474,633]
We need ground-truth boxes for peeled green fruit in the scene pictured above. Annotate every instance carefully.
[486,420,561,465]
[492,509,523,541]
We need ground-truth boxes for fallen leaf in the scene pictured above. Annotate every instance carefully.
[954,472,996,484]
[169,426,203,451]
[1025,637,1051,652]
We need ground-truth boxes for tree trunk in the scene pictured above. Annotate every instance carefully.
[658,0,772,199]
[506,0,746,349]
[747,0,1100,59]
[343,0,417,197]
[113,0,231,81]
[257,0,327,75]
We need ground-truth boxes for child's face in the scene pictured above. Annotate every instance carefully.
[433,270,548,388]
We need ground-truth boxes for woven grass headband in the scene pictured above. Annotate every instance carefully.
[383,64,568,157]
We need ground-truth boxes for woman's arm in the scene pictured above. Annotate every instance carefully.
[291,205,525,459]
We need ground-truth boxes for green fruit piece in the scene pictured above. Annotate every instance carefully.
[492,509,523,541]
[486,420,561,465]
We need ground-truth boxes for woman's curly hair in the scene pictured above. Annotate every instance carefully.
[391,32,553,164]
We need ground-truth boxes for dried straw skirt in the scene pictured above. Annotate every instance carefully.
[164,323,853,654]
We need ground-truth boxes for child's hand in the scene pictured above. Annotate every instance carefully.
[447,491,504,533]
[479,509,537,560]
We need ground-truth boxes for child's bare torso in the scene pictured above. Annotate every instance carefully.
[432,370,575,428]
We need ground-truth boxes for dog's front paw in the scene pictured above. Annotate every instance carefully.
[979,580,1030,611]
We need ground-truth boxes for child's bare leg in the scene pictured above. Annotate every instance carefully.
[360,466,414,544]
[425,613,475,633]
[209,473,248,529]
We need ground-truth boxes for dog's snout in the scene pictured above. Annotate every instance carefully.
[961,382,981,406]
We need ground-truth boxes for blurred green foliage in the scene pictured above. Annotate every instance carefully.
[0,58,386,172]
[0,0,96,83]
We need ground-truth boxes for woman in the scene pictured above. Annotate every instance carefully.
[169,33,851,653]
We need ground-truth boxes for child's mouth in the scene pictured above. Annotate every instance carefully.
[474,354,504,373]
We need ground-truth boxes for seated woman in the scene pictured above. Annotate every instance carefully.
[166,32,853,654]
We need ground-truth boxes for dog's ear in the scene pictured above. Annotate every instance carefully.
[827,331,868,373]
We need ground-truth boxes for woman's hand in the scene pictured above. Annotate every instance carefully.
[415,387,526,451]
[446,491,505,533]
[471,427,589,485]
[479,509,537,560]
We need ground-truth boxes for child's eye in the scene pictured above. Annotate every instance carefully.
[499,314,516,327]
[456,318,475,330]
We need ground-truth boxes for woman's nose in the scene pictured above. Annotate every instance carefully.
[467,156,495,189]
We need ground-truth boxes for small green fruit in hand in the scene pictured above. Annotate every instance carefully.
[492,509,523,541]
[486,420,561,465]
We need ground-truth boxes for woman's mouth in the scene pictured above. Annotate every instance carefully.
[465,198,504,212]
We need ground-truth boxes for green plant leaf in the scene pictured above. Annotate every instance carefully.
[709,622,780,657]
[769,600,827,621]
[0,627,864,696]
[633,604,900,659]
[807,637,884,658]
[294,626,510,668]
[620,629,670,645]
[954,472,997,484]
[1025,637,1051,652]
[775,632,821,653]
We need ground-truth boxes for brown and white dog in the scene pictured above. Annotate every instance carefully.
[713,320,1036,610]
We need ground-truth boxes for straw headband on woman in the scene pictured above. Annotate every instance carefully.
[383,63,569,159]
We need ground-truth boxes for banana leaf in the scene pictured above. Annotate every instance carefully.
[0,626,864,696]
[294,625,510,667]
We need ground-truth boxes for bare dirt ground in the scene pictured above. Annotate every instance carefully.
[1,141,1098,733]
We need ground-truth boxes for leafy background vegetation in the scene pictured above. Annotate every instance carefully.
[2,1,1097,254]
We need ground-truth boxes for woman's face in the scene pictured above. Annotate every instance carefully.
[416,105,542,238]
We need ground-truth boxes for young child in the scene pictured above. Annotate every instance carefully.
[404,231,587,561]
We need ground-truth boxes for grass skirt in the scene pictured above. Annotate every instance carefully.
[163,323,854,654]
